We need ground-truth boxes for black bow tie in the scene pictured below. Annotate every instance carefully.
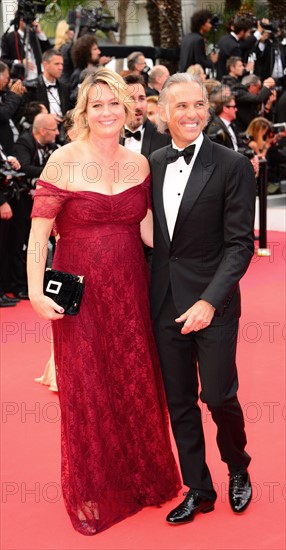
[166,144,196,165]
[46,84,57,89]
[124,129,141,141]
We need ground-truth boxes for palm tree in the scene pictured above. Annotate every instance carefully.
[146,0,182,73]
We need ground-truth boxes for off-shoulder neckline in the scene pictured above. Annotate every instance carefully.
[36,174,151,197]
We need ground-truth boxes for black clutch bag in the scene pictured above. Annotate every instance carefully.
[44,268,85,315]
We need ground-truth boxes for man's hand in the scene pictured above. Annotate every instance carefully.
[7,156,21,170]
[0,202,13,220]
[98,56,112,66]
[263,77,275,89]
[175,300,215,335]
[9,79,26,95]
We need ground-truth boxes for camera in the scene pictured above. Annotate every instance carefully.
[67,7,119,34]
[0,161,27,200]
[272,122,286,134]
[211,14,223,32]
[14,0,46,26]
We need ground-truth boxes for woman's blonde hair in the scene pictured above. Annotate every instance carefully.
[70,68,132,141]
[54,20,69,50]
[246,117,272,142]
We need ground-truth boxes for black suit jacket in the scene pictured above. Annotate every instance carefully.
[179,32,213,72]
[231,83,272,132]
[120,119,171,157]
[149,135,256,323]
[26,75,70,116]
[217,33,257,80]
[13,130,57,180]
[1,30,51,74]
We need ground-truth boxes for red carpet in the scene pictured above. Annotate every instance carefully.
[1,230,285,550]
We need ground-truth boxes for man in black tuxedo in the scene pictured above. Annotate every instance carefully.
[121,73,171,157]
[1,16,50,84]
[26,49,70,144]
[0,61,26,155]
[149,73,256,524]
[232,74,275,132]
[179,9,218,73]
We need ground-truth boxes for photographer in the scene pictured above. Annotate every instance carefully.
[231,74,276,132]
[217,16,263,80]
[70,35,111,96]
[9,113,59,298]
[179,10,218,73]
[1,12,51,84]
[0,146,23,307]
[0,61,26,155]
[254,21,286,85]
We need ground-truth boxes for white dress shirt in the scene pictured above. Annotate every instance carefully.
[42,76,62,117]
[163,133,204,240]
[220,117,238,151]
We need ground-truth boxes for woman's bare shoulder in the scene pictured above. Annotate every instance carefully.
[121,147,150,179]
[40,142,84,188]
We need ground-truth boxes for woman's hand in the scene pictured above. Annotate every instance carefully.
[29,293,65,320]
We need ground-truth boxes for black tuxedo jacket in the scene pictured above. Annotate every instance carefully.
[179,32,213,72]
[13,130,57,180]
[205,116,235,149]
[149,135,256,324]
[120,119,171,157]
[217,33,257,80]
[231,83,272,132]
[1,30,51,74]
[26,75,70,116]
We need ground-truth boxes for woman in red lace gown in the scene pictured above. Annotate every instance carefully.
[27,69,181,535]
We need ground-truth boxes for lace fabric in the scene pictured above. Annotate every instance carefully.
[32,177,181,535]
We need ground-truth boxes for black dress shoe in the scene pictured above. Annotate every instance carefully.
[0,296,17,307]
[13,290,29,300]
[1,294,20,303]
[166,491,215,524]
[229,470,252,513]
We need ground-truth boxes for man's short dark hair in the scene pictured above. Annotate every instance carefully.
[210,89,235,115]
[122,73,146,90]
[23,101,44,124]
[226,56,242,72]
[191,10,212,33]
[42,49,63,63]
[0,61,9,74]
[233,16,253,35]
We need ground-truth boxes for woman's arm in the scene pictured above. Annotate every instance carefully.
[140,209,153,248]
[27,217,65,320]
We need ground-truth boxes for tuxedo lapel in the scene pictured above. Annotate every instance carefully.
[152,146,171,247]
[172,136,215,238]
[141,119,153,158]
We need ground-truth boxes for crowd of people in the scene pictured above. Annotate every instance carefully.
[0,5,285,538]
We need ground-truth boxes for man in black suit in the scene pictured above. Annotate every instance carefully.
[10,113,59,298]
[149,73,256,524]
[121,73,171,157]
[232,74,275,132]
[217,16,262,81]
[26,49,70,144]
[1,16,50,84]
[0,61,27,155]
[179,9,218,73]
[206,90,239,150]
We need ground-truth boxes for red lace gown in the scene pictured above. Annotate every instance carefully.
[31,176,181,535]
